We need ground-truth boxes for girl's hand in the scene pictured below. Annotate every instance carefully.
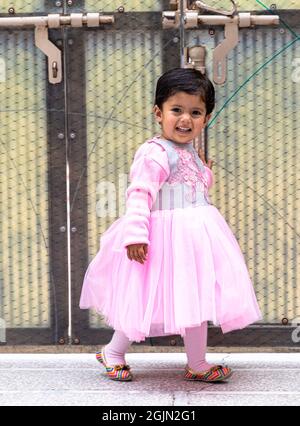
[198,148,214,170]
[126,243,148,264]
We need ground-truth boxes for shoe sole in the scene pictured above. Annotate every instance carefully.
[184,370,233,382]
[110,376,132,382]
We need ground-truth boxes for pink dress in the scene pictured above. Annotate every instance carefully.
[79,136,262,342]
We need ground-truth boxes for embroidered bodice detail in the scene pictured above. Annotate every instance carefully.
[168,147,209,203]
[150,137,212,211]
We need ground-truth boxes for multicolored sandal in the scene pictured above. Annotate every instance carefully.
[184,365,233,382]
[96,347,133,382]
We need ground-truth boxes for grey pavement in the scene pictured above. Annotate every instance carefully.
[0,352,300,406]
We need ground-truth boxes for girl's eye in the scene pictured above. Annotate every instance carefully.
[192,111,202,116]
[171,108,181,113]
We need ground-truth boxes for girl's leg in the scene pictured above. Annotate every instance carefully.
[104,330,132,366]
[183,322,214,372]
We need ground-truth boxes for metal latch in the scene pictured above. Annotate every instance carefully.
[163,1,279,84]
[0,13,114,84]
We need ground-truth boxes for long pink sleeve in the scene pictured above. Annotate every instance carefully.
[122,142,170,248]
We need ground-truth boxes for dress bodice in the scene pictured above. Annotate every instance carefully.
[150,136,212,211]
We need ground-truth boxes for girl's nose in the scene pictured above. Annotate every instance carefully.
[180,112,191,123]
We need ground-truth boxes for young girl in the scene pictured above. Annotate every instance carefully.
[80,68,262,382]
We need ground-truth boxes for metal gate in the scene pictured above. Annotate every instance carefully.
[0,1,299,347]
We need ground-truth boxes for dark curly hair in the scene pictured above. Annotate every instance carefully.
[154,68,215,115]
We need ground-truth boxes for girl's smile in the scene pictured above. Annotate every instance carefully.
[154,92,211,144]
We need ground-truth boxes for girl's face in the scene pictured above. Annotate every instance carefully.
[153,91,211,144]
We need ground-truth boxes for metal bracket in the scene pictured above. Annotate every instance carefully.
[213,22,239,85]
[0,13,114,84]
[35,24,62,84]
[163,1,279,84]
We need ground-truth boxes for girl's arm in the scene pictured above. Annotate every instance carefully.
[122,142,169,250]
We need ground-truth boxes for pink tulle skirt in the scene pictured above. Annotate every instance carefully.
[79,205,262,342]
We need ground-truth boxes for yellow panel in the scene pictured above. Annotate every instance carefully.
[0,31,50,328]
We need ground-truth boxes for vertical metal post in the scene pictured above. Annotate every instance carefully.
[179,0,186,67]
[46,28,69,344]
[65,24,89,346]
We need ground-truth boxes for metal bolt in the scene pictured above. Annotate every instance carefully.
[117,6,125,13]
[170,339,177,346]
[270,4,276,10]
[56,39,62,46]
[67,0,73,6]
[73,337,80,344]
[173,37,179,43]
[282,317,289,325]
[71,227,77,233]
[60,226,66,232]
[68,39,74,46]
[69,132,76,139]
[58,337,65,344]
[55,1,62,7]
[8,7,15,14]
[58,132,64,139]
[52,61,58,79]
[279,28,285,34]
[209,28,215,36]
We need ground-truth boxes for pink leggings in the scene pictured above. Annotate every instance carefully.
[104,321,213,372]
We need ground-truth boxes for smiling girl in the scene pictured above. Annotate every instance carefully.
[80,68,262,383]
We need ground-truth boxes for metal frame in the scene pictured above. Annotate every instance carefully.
[66,25,89,346]
[46,26,69,345]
